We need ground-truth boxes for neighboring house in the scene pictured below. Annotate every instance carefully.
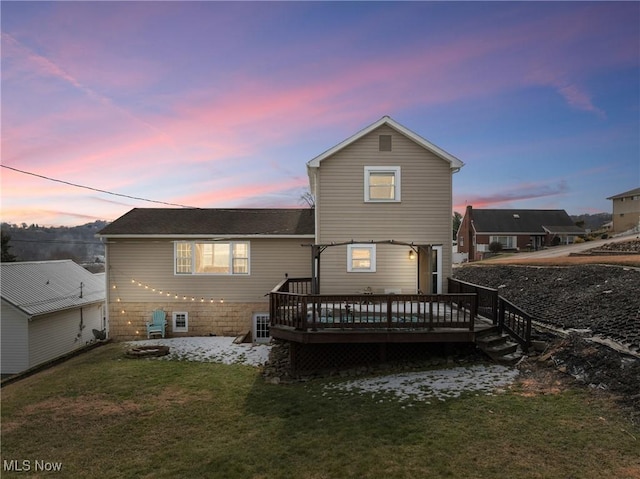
[457,206,585,261]
[607,187,640,233]
[98,116,463,341]
[1,260,106,376]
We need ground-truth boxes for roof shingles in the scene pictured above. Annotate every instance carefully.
[97,208,315,236]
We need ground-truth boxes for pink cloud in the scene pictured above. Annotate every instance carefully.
[454,180,570,210]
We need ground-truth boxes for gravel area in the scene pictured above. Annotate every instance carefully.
[453,264,640,351]
[453,262,640,418]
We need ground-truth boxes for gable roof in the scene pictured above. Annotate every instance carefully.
[306,116,464,170]
[607,187,640,200]
[97,208,315,237]
[1,260,105,317]
[469,209,584,235]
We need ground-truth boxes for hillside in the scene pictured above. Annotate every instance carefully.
[1,221,108,268]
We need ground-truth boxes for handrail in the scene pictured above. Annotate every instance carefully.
[498,297,533,351]
[448,278,499,323]
[449,277,532,350]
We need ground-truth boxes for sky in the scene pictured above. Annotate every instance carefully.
[1,1,639,227]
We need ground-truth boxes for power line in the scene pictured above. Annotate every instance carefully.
[1,164,198,209]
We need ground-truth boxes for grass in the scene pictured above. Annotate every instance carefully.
[2,343,639,479]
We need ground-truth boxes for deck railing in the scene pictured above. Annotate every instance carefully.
[447,278,499,323]
[449,278,532,351]
[270,278,477,332]
[499,297,533,350]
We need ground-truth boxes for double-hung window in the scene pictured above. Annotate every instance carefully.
[347,244,376,272]
[364,166,401,202]
[175,241,249,275]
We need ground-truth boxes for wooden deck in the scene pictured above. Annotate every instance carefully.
[269,277,496,345]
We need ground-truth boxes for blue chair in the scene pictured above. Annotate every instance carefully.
[146,309,167,338]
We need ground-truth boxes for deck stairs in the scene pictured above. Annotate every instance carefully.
[475,328,523,365]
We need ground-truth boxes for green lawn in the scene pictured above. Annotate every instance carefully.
[2,343,639,479]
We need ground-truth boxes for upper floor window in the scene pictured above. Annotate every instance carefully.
[175,241,249,275]
[347,244,376,272]
[364,166,401,202]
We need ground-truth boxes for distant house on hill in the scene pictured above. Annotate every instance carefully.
[1,260,106,376]
[457,206,585,261]
[607,187,640,233]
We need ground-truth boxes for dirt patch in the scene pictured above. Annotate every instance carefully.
[2,395,142,434]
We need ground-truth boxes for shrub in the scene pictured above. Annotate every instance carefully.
[488,241,503,253]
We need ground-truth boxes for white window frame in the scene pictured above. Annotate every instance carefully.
[174,241,250,275]
[172,312,188,332]
[490,235,517,249]
[252,313,270,343]
[347,244,376,273]
[364,166,401,202]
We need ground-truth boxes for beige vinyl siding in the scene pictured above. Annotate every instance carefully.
[1,301,29,374]
[319,244,417,295]
[316,125,454,293]
[27,304,103,370]
[106,238,311,304]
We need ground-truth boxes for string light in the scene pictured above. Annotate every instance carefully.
[112,277,222,304]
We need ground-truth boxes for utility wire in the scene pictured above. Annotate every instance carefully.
[1,164,198,209]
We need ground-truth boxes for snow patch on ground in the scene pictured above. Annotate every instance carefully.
[323,365,519,403]
[127,337,519,403]
[127,337,271,366]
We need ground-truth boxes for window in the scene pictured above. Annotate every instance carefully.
[347,244,376,272]
[364,166,401,202]
[172,312,188,332]
[490,236,516,249]
[175,241,249,275]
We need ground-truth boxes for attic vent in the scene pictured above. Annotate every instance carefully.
[513,214,520,219]
[379,135,392,151]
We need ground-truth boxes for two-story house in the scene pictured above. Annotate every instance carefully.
[607,187,640,233]
[98,116,464,342]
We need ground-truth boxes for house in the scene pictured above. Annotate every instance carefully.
[607,187,640,233]
[1,260,106,376]
[457,206,585,261]
[98,116,464,341]
[98,208,314,341]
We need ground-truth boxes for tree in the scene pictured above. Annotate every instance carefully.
[299,191,315,209]
[1,231,17,262]
[452,211,462,240]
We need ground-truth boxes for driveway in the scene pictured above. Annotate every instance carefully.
[483,233,638,264]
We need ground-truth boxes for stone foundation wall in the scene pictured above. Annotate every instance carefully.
[108,302,269,341]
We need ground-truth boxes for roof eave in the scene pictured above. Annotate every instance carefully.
[99,234,316,240]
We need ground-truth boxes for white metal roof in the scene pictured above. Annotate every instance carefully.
[1,260,105,317]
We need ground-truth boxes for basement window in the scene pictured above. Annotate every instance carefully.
[173,312,188,332]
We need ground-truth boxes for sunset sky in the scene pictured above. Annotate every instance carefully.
[1,1,639,227]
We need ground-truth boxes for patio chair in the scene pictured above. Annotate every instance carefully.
[146,309,167,338]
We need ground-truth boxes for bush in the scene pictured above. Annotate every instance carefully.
[488,241,503,253]
[574,237,585,244]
